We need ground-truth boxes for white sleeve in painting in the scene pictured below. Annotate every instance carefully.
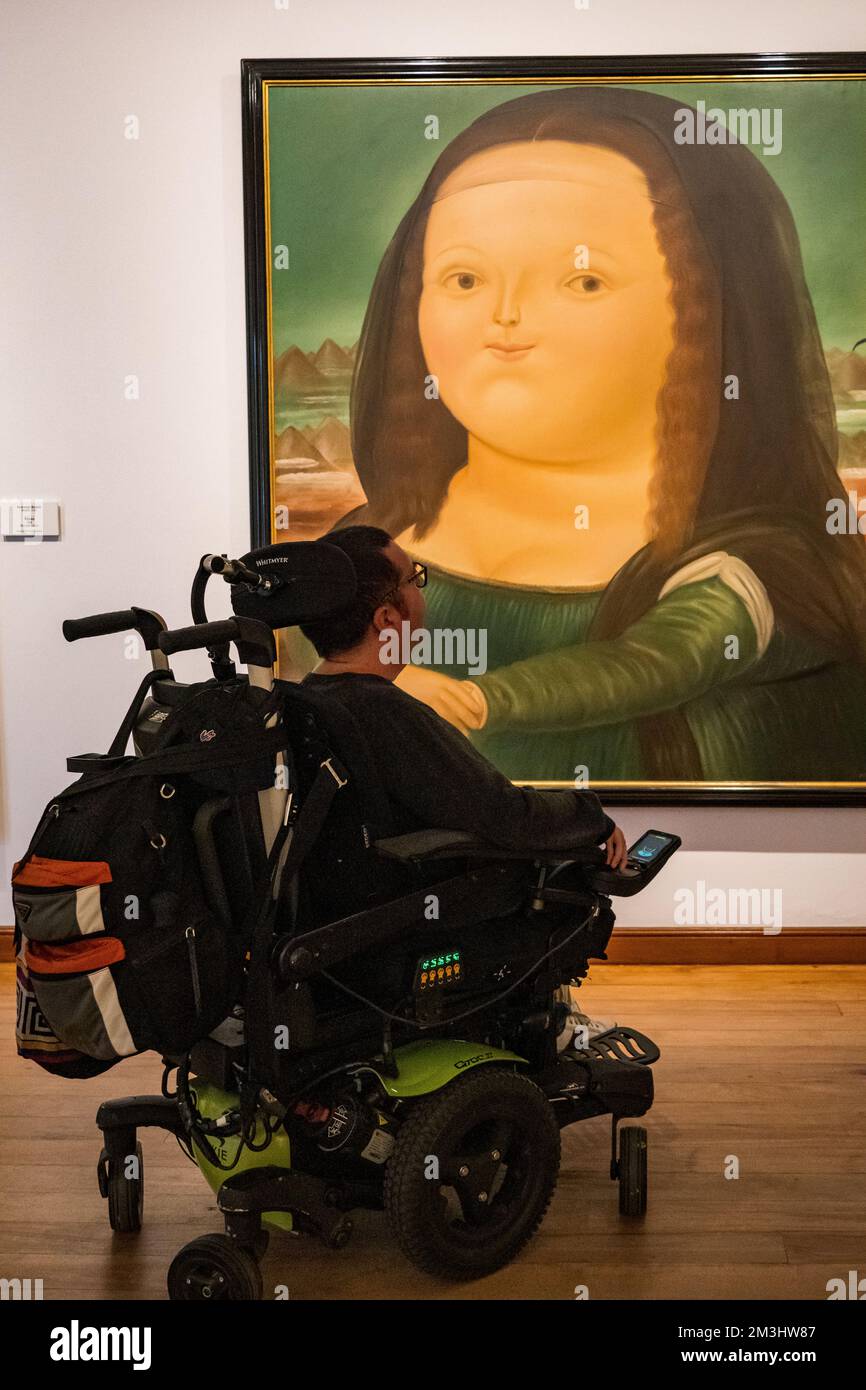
[658,551,775,659]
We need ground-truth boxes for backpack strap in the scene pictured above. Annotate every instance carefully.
[273,753,349,914]
[57,723,291,799]
[106,669,167,757]
[282,681,393,844]
[243,751,349,1085]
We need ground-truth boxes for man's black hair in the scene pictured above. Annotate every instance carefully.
[300,525,403,658]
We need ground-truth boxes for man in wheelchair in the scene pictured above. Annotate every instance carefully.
[296,524,627,1042]
[74,531,675,1291]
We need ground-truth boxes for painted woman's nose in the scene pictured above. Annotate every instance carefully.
[493,288,521,326]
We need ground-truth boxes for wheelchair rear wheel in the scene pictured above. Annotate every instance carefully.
[384,1067,560,1280]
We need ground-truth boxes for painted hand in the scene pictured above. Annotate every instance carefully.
[395,666,487,734]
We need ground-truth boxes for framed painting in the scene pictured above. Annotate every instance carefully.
[241,54,866,805]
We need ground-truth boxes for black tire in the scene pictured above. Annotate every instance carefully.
[108,1141,143,1233]
[167,1234,263,1301]
[618,1125,648,1217]
[384,1067,560,1280]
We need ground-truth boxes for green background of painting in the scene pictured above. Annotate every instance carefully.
[266,77,866,356]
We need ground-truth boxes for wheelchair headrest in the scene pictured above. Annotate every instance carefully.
[230,540,357,630]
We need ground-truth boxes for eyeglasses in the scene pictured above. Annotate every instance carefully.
[379,561,428,604]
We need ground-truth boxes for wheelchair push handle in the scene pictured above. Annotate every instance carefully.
[159,617,238,655]
[158,615,276,672]
[63,606,169,664]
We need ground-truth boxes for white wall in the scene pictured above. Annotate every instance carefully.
[2,0,864,927]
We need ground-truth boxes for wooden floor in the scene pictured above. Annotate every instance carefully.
[2,962,864,1302]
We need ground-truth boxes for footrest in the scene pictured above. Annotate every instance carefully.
[575,1026,659,1066]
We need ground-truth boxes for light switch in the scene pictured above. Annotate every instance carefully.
[1,499,61,539]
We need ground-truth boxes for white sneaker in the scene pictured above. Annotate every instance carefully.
[556,1004,618,1052]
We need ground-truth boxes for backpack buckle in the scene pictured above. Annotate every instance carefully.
[321,756,347,789]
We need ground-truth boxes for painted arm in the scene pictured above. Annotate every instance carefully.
[469,558,774,734]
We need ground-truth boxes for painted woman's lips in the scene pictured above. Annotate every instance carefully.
[485,342,535,360]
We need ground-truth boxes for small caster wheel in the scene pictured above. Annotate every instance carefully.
[618,1125,648,1217]
[108,1141,144,1233]
[328,1218,353,1250]
[167,1233,263,1301]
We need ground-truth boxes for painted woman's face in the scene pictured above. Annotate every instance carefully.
[418,141,675,463]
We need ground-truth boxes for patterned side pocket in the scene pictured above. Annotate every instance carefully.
[14,928,117,1079]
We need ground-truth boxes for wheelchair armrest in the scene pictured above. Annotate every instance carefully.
[373,828,605,867]
[374,829,505,862]
[272,863,526,982]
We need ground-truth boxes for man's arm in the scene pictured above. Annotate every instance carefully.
[372,686,616,855]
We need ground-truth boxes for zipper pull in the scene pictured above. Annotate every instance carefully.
[185,925,202,1015]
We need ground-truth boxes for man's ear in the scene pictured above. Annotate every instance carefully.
[373,591,411,636]
[372,603,399,634]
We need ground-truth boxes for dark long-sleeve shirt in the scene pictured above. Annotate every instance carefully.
[301,671,616,855]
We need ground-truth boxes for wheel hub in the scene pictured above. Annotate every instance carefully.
[186,1267,227,1299]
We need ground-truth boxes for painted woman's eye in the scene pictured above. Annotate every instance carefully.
[444,271,481,291]
[567,274,606,295]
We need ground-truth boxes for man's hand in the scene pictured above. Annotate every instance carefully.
[395,666,486,734]
[605,825,627,869]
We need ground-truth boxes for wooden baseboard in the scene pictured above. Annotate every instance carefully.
[2,925,865,966]
[603,927,866,963]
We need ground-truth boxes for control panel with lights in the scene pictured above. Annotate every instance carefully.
[414,950,462,993]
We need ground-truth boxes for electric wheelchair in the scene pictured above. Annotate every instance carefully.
[68,541,680,1299]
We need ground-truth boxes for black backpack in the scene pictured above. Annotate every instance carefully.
[12,672,290,1078]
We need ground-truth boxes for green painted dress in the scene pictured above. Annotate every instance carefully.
[418,561,866,784]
